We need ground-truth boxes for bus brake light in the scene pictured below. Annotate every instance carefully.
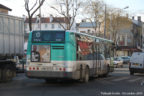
[63,68,66,71]
[29,67,32,70]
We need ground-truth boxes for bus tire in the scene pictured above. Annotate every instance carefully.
[0,69,2,81]
[103,66,109,77]
[130,71,134,75]
[83,67,89,83]
[79,65,83,82]
[45,79,55,83]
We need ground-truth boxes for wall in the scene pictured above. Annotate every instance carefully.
[25,23,67,33]
[0,8,8,14]
[78,27,97,34]
[117,27,133,46]
[116,50,128,56]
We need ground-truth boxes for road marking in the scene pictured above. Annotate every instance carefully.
[128,77,142,82]
[13,76,28,81]
[103,76,117,80]
[112,77,130,81]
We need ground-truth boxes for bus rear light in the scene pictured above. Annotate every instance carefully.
[29,67,32,70]
[37,67,39,70]
[59,68,62,71]
[33,67,35,70]
[63,68,66,71]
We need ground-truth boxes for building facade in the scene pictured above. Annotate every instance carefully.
[25,17,76,33]
[116,16,143,56]
[77,22,101,36]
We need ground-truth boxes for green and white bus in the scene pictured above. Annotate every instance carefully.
[26,30,113,82]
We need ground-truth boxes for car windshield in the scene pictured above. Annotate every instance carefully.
[114,57,122,61]
[114,58,118,60]
[121,57,129,59]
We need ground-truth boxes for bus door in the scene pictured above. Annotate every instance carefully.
[92,43,96,75]
[96,44,101,74]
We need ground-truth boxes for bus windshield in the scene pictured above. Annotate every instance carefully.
[32,31,65,42]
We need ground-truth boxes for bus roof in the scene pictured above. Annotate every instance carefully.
[66,30,113,43]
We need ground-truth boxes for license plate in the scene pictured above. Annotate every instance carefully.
[41,67,52,71]
[133,63,139,66]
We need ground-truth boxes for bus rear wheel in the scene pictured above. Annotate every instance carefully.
[103,66,109,77]
[83,67,89,83]
[130,71,134,75]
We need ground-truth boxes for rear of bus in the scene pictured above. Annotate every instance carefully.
[26,30,77,80]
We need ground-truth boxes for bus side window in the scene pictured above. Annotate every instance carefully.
[100,54,105,60]
[76,41,83,60]
[76,44,81,60]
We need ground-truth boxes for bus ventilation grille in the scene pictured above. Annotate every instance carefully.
[52,46,64,49]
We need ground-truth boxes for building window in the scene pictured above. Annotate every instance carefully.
[24,24,27,29]
[45,24,48,28]
[80,31,85,33]
[58,24,61,29]
[38,24,40,28]
[87,29,90,33]
[52,24,55,29]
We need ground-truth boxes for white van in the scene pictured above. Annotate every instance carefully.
[129,52,144,75]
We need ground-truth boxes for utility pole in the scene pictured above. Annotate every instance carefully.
[104,4,106,38]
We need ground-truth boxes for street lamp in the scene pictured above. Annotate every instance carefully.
[124,6,129,9]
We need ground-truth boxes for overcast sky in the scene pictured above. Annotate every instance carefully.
[1,0,144,22]
[104,0,144,19]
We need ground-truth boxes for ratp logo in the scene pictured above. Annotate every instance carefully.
[36,32,41,38]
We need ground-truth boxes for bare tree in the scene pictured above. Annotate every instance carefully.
[84,0,104,36]
[51,0,81,30]
[24,0,45,31]
[106,8,132,45]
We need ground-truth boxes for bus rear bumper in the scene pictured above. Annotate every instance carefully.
[26,71,79,80]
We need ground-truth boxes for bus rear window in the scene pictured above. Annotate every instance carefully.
[32,31,65,42]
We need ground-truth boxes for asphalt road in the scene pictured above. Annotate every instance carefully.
[0,64,144,96]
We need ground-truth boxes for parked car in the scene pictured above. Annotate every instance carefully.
[113,57,123,68]
[120,56,130,64]
[129,52,144,75]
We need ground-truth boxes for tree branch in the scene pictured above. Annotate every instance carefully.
[30,0,38,11]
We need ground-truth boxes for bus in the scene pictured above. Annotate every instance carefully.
[26,30,113,82]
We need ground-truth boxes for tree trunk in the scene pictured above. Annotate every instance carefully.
[29,17,32,31]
